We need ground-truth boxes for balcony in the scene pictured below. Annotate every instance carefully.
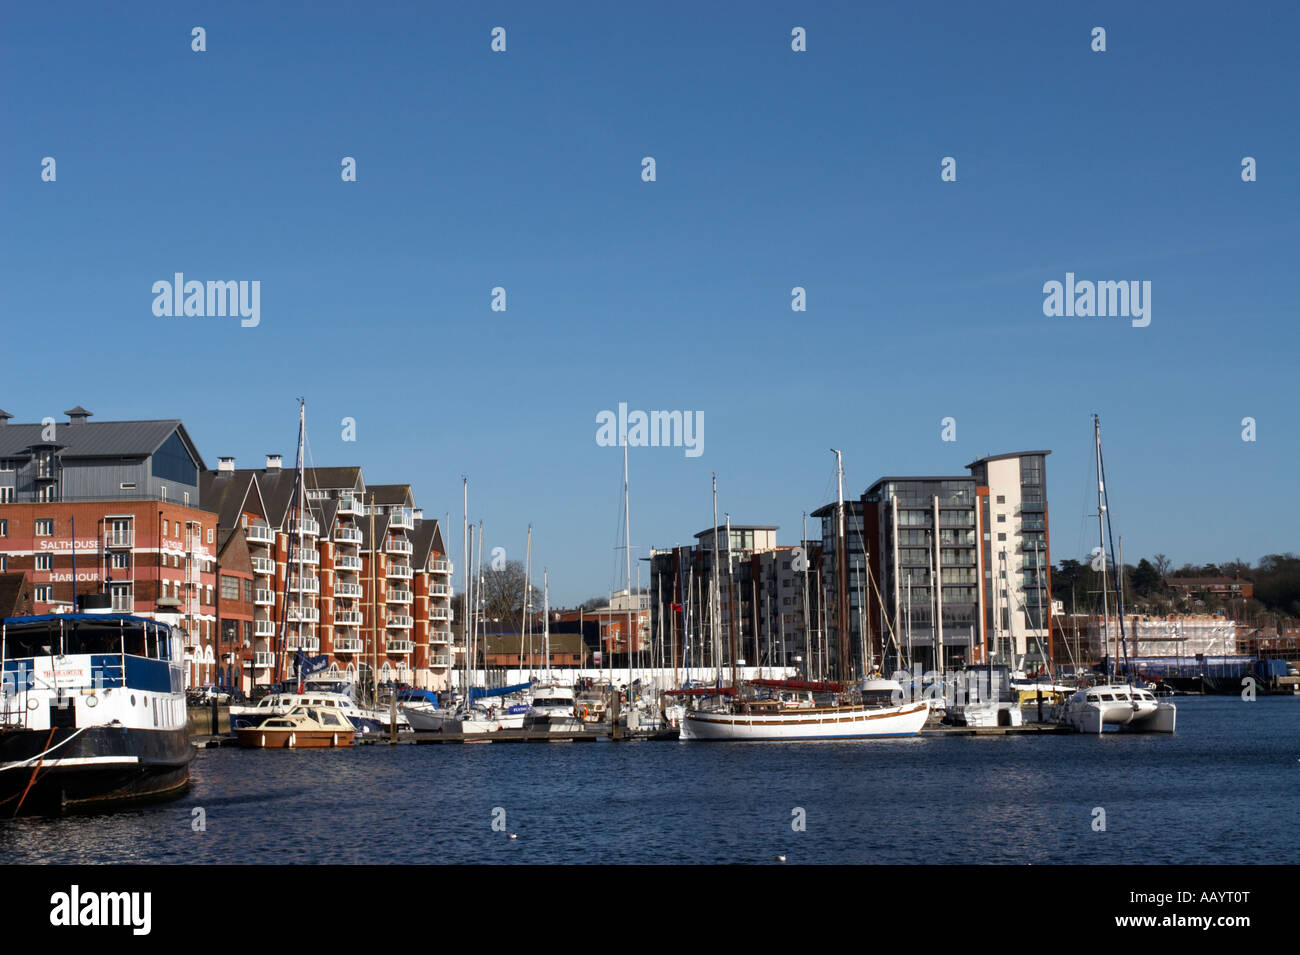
[334,636,363,653]
[387,563,413,580]
[336,555,362,572]
[335,610,363,626]
[428,584,452,598]
[337,495,365,517]
[289,548,319,566]
[335,582,362,599]
[430,628,453,644]
[385,639,414,655]
[387,614,414,629]
[335,526,363,545]
[251,556,275,576]
[287,606,319,624]
[388,508,414,530]
[104,530,134,549]
[287,517,320,537]
[387,589,413,605]
[289,576,320,594]
[431,558,452,575]
[386,538,413,556]
[246,652,274,669]
[185,564,202,585]
[255,619,277,638]
[285,634,320,652]
[247,524,275,545]
[254,589,276,606]
[430,652,451,668]
[430,608,452,622]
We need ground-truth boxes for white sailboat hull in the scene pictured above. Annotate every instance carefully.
[1062,686,1176,734]
[679,700,930,741]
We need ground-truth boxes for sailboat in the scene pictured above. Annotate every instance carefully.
[1060,417,1176,734]
[524,569,582,733]
[678,452,930,741]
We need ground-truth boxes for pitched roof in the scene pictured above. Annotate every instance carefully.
[0,417,204,467]
[199,470,262,536]
[366,484,413,507]
[0,572,34,618]
[410,518,446,566]
[304,467,363,492]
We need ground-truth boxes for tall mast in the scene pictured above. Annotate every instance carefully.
[462,478,468,700]
[833,449,849,681]
[710,473,720,683]
[801,512,811,680]
[521,524,532,675]
[543,568,550,682]
[295,399,306,687]
[726,512,737,689]
[1094,415,1112,681]
[623,440,633,695]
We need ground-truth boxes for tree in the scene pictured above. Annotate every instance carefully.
[1152,553,1171,577]
[1131,558,1161,597]
[473,560,543,627]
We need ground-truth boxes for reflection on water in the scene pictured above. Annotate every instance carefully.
[3,697,1296,864]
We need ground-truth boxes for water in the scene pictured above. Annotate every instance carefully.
[3,696,1297,864]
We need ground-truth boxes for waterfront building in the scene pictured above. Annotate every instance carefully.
[0,407,218,687]
[1163,576,1255,601]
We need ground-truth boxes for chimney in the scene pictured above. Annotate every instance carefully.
[266,454,282,471]
[413,507,423,521]
[64,406,93,426]
[218,457,236,473]
[0,409,11,426]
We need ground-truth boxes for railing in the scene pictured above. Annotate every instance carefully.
[387,615,414,629]
[430,608,451,621]
[246,652,274,668]
[255,619,277,637]
[290,549,319,565]
[254,589,276,606]
[335,582,363,598]
[387,589,413,604]
[285,635,320,652]
[334,637,363,653]
[388,508,414,530]
[428,584,452,597]
[287,606,319,623]
[337,495,365,517]
[430,628,453,644]
[387,564,413,580]
[104,530,134,548]
[335,526,363,544]
[431,559,452,574]
[247,524,275,544]
[335,610,363,626]
[287,518,320,537]
[289,576,320,594]
[385,639,414,654]
[430,652,452,668]
[387,538,413,555]
[336,555,362,572]
[251,556,275,575]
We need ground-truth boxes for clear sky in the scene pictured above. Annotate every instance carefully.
[2,1,1296,605]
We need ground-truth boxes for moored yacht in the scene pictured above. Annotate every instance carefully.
[1061,683,1176,734]
[231,683,383,735]
[1,613,195,814]
[236,703,355,748]
[524,684,582,733]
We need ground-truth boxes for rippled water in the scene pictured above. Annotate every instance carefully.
[3,696,1296,864]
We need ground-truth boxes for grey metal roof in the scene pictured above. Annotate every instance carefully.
[0,417,205,467]
[965,450,1052,468]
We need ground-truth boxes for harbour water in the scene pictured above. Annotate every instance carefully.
[3,696,1295,865]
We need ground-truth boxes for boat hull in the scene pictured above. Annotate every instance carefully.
[234,728,353,748]
[679,701,930,741]
[0,725,194,815]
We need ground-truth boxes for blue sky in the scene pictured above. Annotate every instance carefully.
[2,1,1296,604]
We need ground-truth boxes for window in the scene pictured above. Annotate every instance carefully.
[996,495,1005,504]
[120,482,136,490]
[36,554,52,571]
[0,555,6,571]
[243,579,253,602]
[163,520,168,535]
[997,533,1007,541]
[34,519,53,536]
[996,514,1006,523]
[207,528,214,544]
[221,576,239,601]
[0,519,6,536]
[35,585,53,602]
[111,552,130,571]
[0,488,12,504]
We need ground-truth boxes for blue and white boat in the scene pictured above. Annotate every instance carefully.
[0,613,195,815]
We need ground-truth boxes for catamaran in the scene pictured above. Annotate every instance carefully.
[1060,416,1176,735]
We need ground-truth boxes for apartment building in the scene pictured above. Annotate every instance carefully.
[0,407,218,687]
